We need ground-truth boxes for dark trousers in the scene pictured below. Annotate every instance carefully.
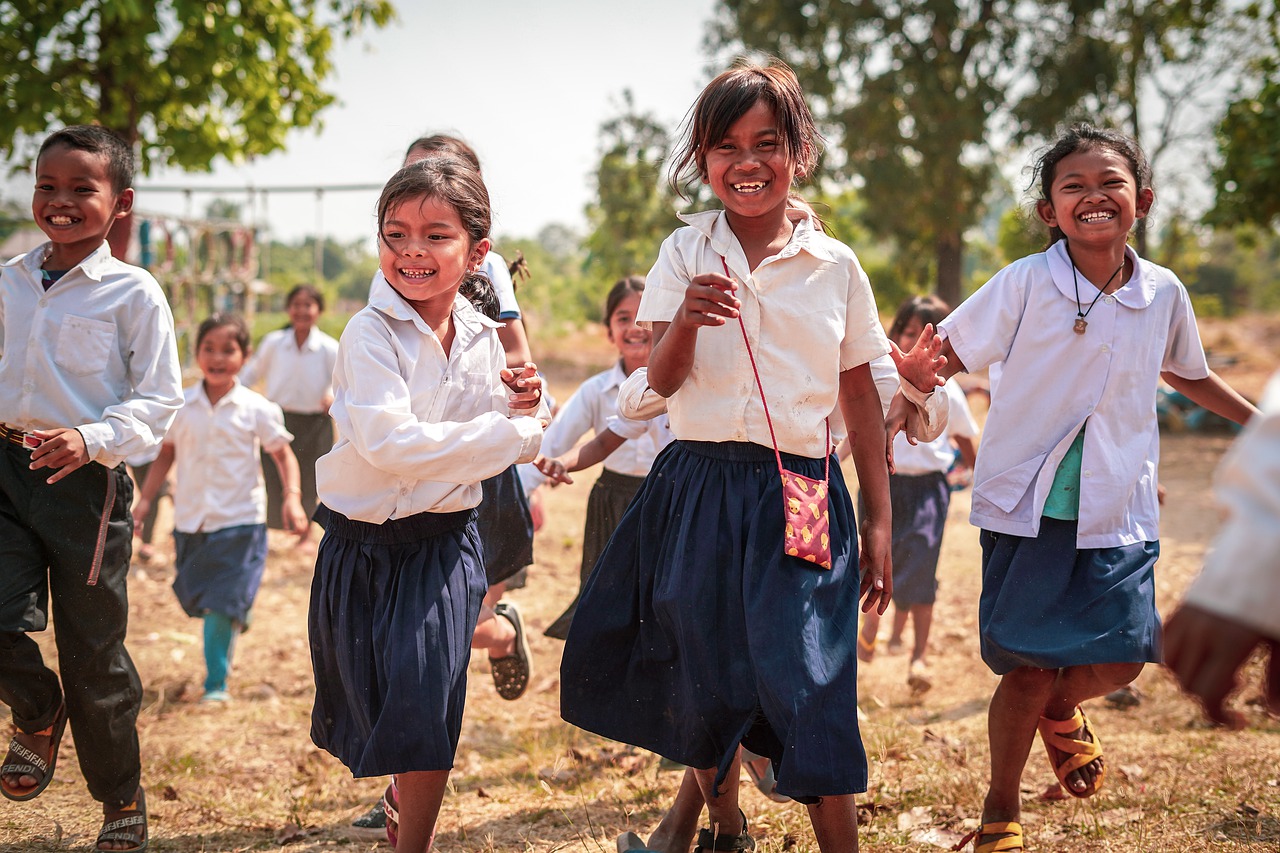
[0,441,141,807]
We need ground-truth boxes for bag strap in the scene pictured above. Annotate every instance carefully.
[722,256,829,482]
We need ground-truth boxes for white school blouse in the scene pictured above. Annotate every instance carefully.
[165,380,293,533]
[0,241,183,468]
[637,210,890,459]
[938,242,1209,548]
[1183,371,1280,637]
[316,272,545,523]
[891,380,979,475]
[239,326,339,414]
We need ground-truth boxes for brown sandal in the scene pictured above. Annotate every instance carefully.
[0,701,68,802]
[96,787,148,852]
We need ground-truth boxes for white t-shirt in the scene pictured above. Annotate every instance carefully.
[891,380,979,475]
[316,272,545,523]
[482,251,521,320]
[165,380,293,533]
[240,326,339,414]
[637,209,890,458]
[938,241,1209,547]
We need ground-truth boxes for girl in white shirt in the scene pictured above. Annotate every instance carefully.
[932,124,1257,853]
[533,276,674,639]
[308,155,546,853]
[133,314,306,702]
[856,295,978,695]
[560,61,914,853]
[239,284,339,551]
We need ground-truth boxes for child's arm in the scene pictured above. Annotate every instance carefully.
[647,271,740,397]
[840,362,893,615]
[267,444,308,536]
[1161,369,1260,427]
[132,442,176,529]
[535,429,629,485]
[502,362,550,428]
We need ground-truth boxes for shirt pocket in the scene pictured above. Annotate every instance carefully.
[55,315,117,377]
[972,451,1048,514]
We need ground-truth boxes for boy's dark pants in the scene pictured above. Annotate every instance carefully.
[0,441,140,807]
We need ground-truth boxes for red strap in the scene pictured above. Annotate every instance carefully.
[722,256,829,480]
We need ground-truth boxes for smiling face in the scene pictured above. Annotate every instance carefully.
[196,323,247,397]
[32,143,133,268]
[606,292,650,372]
[1036,146,1153,252]
[378,194,490,323]
[703,99,799,228]
[287,291,321,333]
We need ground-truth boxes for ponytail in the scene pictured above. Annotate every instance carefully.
[460,270,500,321]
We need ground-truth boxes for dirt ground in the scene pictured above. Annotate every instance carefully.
[3,316,1278,852]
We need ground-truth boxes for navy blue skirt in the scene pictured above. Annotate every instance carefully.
[173,523,268,626]
[560,441,868,801]
[308,506,485,777]
[476,464,534,585]
[979,517,1161,675]
[888,472,950,607]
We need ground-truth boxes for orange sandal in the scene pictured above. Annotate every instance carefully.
[1038,705,1105,798]
[953,820,1023,852]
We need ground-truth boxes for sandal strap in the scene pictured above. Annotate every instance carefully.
[4,742,49,771]
[953,821,1023,852]
[695,812,754,853]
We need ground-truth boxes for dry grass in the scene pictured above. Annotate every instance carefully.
[4,318,1280,853]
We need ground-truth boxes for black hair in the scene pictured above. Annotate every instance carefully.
[669,59,822,200]
[196,312,251,354]
[603,276,645,326]
[38,125,135,194]
[377,155,495,318]
[1031,123,1153,247]
[887,294,951,343]
[285,283,325,313]
[403,134,482,172]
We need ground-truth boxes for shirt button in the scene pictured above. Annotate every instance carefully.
[1104,295,1115,304]
[1083,470,1093,478]
[38,298,48,308]
[1101,345,1110,353]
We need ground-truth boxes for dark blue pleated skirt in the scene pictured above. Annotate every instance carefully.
[560,440,868,801]
[979,517,1161,675]
[173,523,267,625]
[888,472,950,607]
[308,506,485,777]
[476,464,534,585]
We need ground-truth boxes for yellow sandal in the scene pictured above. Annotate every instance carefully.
[1038,705,1104,798]
[952,821,1023,852]
[856,632,875,662]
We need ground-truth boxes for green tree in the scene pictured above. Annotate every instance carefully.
[583,92,682,283]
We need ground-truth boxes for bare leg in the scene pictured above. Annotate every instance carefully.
[857,611,879,661]
[1041,662,1143,794]
[471,584,514,658]
[807,794,860,853]
[394,770,450,853]
[980,666,1057,849]
[908,604,933,663]
[645,769,704,853]
[691,754,744,842]
[887,606,909,650]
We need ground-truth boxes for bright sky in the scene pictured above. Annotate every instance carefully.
[128,0,720,247]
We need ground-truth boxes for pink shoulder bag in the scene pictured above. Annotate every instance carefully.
[722,257,832,569]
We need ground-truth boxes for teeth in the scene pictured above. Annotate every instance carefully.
[399,269,433,279]
[49,215,74,225]
[734,182,766,193]
[1080,210,1114,222]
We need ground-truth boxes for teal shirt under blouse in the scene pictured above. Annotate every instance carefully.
[1043,427,1086,521]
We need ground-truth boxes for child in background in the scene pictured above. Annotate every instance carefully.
[134,313,307,702]
[930,124,1257,853]
[561,61,933,853]
[0,125,184,852]
[309,155,547,853]
[127,443,170,563]
[856,295,978,695]
[239,283,339,552]
[534,276,673,640]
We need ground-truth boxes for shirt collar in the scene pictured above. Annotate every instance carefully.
[195,378,245,410]
[8,240,114,282]
[367,270,502,337]
[677,208,837,280]
[1046,241,1155,310]
[604,360,628,391]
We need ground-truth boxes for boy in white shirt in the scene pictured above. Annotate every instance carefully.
[0,125,183,852]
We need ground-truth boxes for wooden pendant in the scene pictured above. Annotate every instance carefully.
[1073,317,1088,334]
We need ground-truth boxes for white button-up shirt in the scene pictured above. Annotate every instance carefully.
[939,241,1209,547]
[637,210,890,459]
[166,380,293,532]
[240,326,339,414]
[316,272,546,523]
[0,241,183,467]
[892,380,979,475]
[1183,371,1280,636]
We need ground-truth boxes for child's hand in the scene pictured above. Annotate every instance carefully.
[131,498,152,532]
[282,493,309,539]
[534,455,572,485]
[857,516,893,615]
[502,363,545,424]
[27,428,90,484]
[674,272,740,330]
[891,323,946,393]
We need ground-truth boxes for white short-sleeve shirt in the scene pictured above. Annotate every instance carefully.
[240,326,339,414]
[637,209,890,458]
[938,241,1209,547]
[316,272,545,523]
[482,251,521,320]
[165,381,293,533]
[891,379,979,475]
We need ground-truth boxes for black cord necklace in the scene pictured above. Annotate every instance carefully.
[1066,242,1126,335]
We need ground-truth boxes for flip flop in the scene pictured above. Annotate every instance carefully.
[856,632,875,662]
[490,601,532,700]
[952,820,1023,852]
[1038,705,1105,798]
[1,701,68,802]
[740,750,791,803]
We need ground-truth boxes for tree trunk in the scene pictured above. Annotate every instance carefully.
[935,230,963,307]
